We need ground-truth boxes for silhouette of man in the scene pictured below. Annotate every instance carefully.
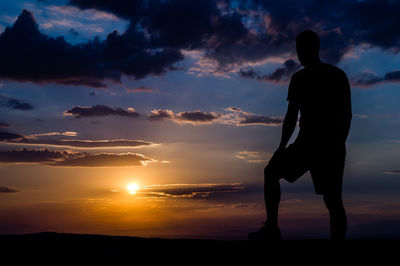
[249,30,352,240]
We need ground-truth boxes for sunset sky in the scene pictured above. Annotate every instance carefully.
[1,0,400,239]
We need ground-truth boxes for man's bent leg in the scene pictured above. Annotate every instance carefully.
[264,164,281,228]
[323,193,347,240]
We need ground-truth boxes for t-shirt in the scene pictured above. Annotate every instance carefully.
[287,62,352,146]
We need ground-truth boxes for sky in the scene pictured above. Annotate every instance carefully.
[0,0,400,239]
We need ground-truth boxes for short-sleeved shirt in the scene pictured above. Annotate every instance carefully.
[287,62,352,148]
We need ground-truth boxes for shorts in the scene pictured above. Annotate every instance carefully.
[264,140,346,195]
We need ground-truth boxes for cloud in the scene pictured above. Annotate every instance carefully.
[0,148,154,167]
[53,152,154,167]
[0,129,156,149]
[0,94,34,110]
[126,86,153,93]
[238,59,301,82]
[68,0,143,20]
[147,109,220,125]
[383,171,400,175]
[147,107,282,126]
[0,186,19,193]
[4,138,156,149]
[238,115,283,126]
[148,109,175,120]
[351,70,400,87]
[176,110,220,124]
[221,107,283,126]
[135,183,245,198]
[384,70,400,82]
[29,131,78,137]
[2,1,400,84]
[0,148,78,163]
[235,151,265,163]
[354,114,368,119]
[0,131,23,141]
[0,122,10,128]
[0,9,183,87]
[63,105,139,118]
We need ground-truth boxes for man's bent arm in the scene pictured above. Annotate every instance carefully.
[278,101,299,150]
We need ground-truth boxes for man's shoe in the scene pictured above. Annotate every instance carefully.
[248,221,282,240]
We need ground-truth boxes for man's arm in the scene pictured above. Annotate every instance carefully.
[341,72,352,143]
[277,101,299,151]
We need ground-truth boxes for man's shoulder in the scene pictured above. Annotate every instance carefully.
[322,63,347,77]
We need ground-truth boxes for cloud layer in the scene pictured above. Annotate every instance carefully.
[134,183,246,199]
[62,105,282,126]
[0,94,33,110]
[1,1,399,86]
[0,148,154,167]
[352,70,400,87]
[63,105,139,118]
[239,59,301,82]
[0,186,20,193]
[0,9,182,87]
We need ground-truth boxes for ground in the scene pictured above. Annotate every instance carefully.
[0,232,397,263]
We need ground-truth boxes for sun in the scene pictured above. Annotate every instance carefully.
[127,183,140,195]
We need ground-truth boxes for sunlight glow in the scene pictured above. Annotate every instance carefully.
[127,183,140,195]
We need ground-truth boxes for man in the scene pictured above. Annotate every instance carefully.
[249,30,352,240]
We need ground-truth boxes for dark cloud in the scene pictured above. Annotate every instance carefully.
[0,148,77,163]
[0,122,10,128]
[63,105,139,118]
[2,1,399,85]
[137,183,245,198]
[68,28,79,37]
[147,109,219,124]
[3,138,156,149]
[238,115,283,126]
[0,131,23,141]
[351,72,384,87]
[225,107,283,126]
[0,186,19,193]
[148,109,174,120]
[0,9,183,87]
[176,110,219,123]
[239,59,301,82]
[1,1,400,85]
[147,107,282,126]
[384,70,400,82]
[53,152,153,167]
[0,148,154,167]
[351,70,400,87]
[69,0,143,20]
[268,59,301,81]
[0,95,34,110]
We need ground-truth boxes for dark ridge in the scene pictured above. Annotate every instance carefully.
[0,232,398,262]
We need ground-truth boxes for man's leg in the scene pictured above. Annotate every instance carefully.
[323,193,347,240]
[264,165,281,228]
[248,164,282,240]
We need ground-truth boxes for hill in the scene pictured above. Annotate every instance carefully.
[1,232,397,262]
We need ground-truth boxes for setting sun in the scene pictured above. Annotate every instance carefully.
[127,183,140,195]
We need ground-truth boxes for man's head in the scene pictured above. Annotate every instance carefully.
[296,30,320,67]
